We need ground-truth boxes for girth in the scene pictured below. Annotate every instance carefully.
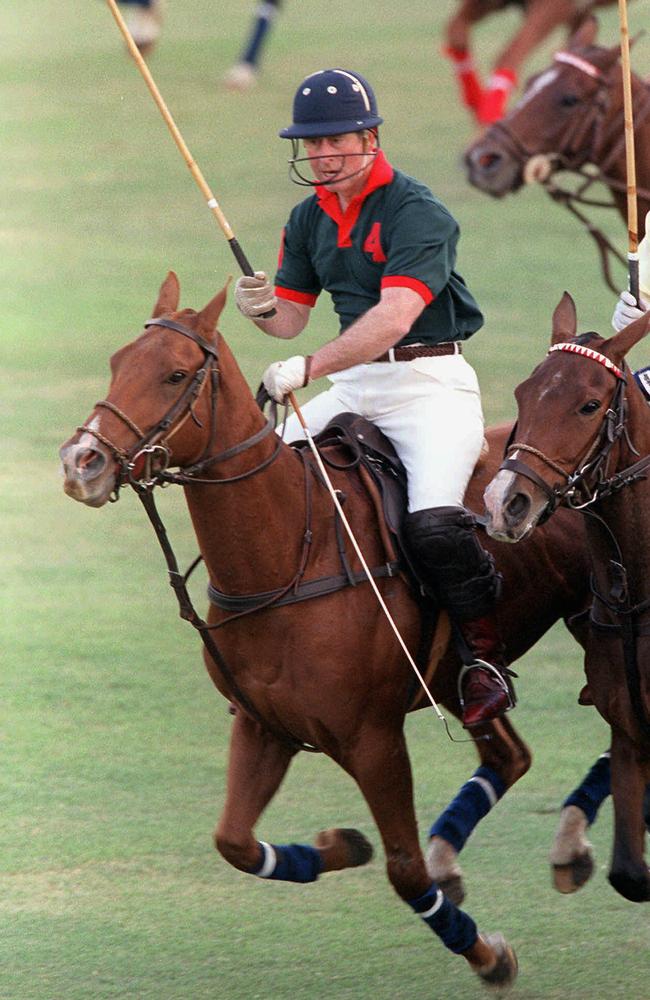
[208,562,400,612]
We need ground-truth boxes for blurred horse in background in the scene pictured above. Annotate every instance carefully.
[484,293,650,901]
[443,0,624,125]
[464,16,650,290]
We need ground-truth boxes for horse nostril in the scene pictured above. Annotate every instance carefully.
[478,152,501,171]
[76,448,107,479]
[506,493,530,522]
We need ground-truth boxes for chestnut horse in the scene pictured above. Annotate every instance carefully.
[464,17,650,290]
[484,293,650,902]
[60,273,607,987]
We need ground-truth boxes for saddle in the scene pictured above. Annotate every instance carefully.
[305,411,423,590]
[208,406,451,709]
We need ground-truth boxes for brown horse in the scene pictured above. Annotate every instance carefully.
[484,293,650,901]
[444,0,621,125]
[60,273,601,987]
[464,17,650,288]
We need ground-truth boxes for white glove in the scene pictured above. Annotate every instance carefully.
[611,289,649,332]
[262,355,310,402]
[234,271,277,318]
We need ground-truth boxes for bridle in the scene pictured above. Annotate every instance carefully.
[501,340,650,739]
[75,316,324,752]
[489,52,614,173]
[501,340,641,519]
[77,316,279,497]
[488,51,650,293]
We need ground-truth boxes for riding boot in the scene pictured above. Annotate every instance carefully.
[455,614,516,728]
[404,505,516,728]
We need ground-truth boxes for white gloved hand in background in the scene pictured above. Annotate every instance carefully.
[234,271,277,318]
[262,356,311,402]
[611,289,649,332]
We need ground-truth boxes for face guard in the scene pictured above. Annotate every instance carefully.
[286,133,381,187]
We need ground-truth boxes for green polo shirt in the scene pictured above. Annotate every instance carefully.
[274,150,483,346]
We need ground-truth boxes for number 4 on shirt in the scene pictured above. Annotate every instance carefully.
[363,222,387,263]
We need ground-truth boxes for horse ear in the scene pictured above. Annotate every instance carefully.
[152,271,180,317]
[197,279,231,336]
[592,44,622,76]
[568,14,598,50]
[551,292,577,344]
[607,308,650,365]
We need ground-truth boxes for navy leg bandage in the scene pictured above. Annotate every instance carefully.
[251,841,323,883]
[429,765,506,852]
[563,751,611,825]
[408,881,477,954]
[241,2,280,68]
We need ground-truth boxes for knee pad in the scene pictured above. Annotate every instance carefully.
[404,506,501,619]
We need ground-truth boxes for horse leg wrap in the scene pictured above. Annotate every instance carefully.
[478,67,518,125]
[429,766,507,853]
[407,881,477,954]
[562,751,611,825]
[250,841,323,883]
[442,46,483,112]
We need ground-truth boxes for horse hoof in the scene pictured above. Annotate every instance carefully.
[477,932,518,991]
[315,828,373,870]
[608,869,650,903]
[552,852,595,893]
[438,874,466,906]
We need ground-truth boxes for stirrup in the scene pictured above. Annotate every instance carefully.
[457,659,516,713]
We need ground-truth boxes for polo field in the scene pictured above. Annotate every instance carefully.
[3,2,649,997]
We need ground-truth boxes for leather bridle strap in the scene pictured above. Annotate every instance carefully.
[144,316,218,356]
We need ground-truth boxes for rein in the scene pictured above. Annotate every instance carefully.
[502,341,650,738]
[78,317,406,753]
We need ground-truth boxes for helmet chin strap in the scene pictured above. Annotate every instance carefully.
[287,138,380,188]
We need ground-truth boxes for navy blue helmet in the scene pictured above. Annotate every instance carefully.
[279,69,383,139]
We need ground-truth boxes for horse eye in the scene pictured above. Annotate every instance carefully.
[167,370,187,384]
[580,399,601,414]
[560,93,580,108]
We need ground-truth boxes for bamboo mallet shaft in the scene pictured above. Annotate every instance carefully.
[618,0,640,303]
[105,0,255,277]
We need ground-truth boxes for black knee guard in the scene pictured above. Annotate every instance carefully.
[404,506,501,620]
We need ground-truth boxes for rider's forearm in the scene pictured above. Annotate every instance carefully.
[252,297,311,339]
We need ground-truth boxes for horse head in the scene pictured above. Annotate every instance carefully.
[60,271,231,507]
[464,17,623,197]
[483,292,650,541]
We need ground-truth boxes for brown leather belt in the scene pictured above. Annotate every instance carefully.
[374,342,461,362]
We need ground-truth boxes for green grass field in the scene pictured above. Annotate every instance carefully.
[3,2,650,997]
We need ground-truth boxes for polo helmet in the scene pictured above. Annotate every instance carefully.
[279,69,383,139]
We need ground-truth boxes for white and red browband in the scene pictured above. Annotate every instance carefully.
[548,341,625,380]
[554,51,602,80]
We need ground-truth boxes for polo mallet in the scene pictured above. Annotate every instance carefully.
[288,392,469,742]
[105,0,274,313]
[618,0,640,304]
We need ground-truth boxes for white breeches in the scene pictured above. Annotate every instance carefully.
[280,354,485,512]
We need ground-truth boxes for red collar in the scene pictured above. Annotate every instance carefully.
[315,150,394,247]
